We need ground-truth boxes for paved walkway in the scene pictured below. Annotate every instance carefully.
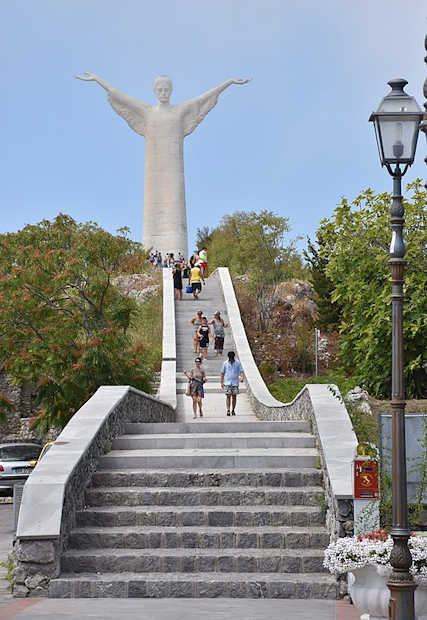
[175,277,256,423]
[0,597,360,619]
[176,392,255,423]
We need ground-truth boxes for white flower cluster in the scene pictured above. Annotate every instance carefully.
[324,536,393,575]
[324,535,427,579]
[409,537,427,579]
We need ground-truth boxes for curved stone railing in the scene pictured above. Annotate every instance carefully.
[158,268,177,409]
[14,386,175,597]
[214,267,357,539]
[213,268,300,418]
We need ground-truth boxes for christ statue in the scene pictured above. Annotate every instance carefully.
[75,72,251,258]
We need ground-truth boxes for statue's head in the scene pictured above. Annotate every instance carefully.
[153,76,173,104]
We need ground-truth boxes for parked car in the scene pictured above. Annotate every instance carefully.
[0,442,42,496]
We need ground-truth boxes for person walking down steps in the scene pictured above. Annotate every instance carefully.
[184,357,206,419]
[172,262,183,301]
[197,317,211,360]
[210,311,228,356]
[198,247,208,278]
[190,310,203,354]
[220,350,244,416]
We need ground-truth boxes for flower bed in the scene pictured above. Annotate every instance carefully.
[324,529,427,580]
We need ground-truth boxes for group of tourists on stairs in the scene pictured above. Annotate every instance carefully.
[184,350,244,419]
[190,310,228,358]
[170,248,208,301]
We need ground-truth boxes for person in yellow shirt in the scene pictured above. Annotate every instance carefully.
[190,265,203,299]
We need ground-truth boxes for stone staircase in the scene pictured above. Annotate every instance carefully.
[175,278,232,376]
[48,273,337,599]
[174,277,254,422]
[49,420,337,598]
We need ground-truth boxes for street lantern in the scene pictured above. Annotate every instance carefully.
[369,79,422,171]
[369,79,423,620]
[369,80,422,620]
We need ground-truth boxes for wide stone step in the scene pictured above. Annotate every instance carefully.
[86,487,324,506]
[61,548,327,574]
[176,366,229,374]
[99,448,319,470]
[112,433,315,450]
[91,468,323,488]
[176,353,225,359]
[49,572,338,599]
[176,332,226,337]
[176,349,231,355]
[124,421,311,434]
[176,375,221,382]
[77,505,325,528]
[177,355,226,361]
[85,486,323,508]
[176,383,247,393]
[69,525,330,550]
[176,356,227,362]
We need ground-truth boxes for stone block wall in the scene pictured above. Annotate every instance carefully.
[0,373,60,442]
[245,382,312,422]
[0,373,39,440]
[14,386,175,597]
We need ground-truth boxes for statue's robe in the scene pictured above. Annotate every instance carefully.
[107,88,221,258]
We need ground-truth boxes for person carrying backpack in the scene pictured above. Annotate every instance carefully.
[189,264,204,299]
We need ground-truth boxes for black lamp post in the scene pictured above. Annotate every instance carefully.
[369,79,423,620]
[421,34,427,184]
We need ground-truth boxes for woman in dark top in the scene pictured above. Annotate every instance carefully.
[197,317,211,360]
[172,263,183,300]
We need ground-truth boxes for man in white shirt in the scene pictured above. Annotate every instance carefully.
[220,351,244,416]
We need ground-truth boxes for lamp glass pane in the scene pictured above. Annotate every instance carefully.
[379,96,421,114]
[373,119,384,162]
[377,116,419,162]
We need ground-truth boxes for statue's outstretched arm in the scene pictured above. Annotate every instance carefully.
[74,72,148,136]
[206,78,252,98]
[181,78,251,136]
[74,72,115,92]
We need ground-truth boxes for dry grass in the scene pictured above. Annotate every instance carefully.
[127,269,163,372]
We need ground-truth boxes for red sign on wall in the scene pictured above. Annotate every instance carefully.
[354,459,379,499]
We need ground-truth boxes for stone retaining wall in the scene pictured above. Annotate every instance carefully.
[0,374,39,440]
[14,386,175,598]
[214,267,357,544]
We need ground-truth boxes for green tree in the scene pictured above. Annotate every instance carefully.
[304,233,341,330]
[207,210,307,329]
[0,214,154,431]
[319,180,426,398]
[195,226,213,250]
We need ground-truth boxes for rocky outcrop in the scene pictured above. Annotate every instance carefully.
[345,386,372,416]
[113,273,160,302]
[275,280,317,319]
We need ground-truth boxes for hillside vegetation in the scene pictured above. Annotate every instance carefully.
[203,180,426,401]
[305,179,426,399]
[0,215,160,433]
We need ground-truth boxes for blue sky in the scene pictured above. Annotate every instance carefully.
[1,0,425,254]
